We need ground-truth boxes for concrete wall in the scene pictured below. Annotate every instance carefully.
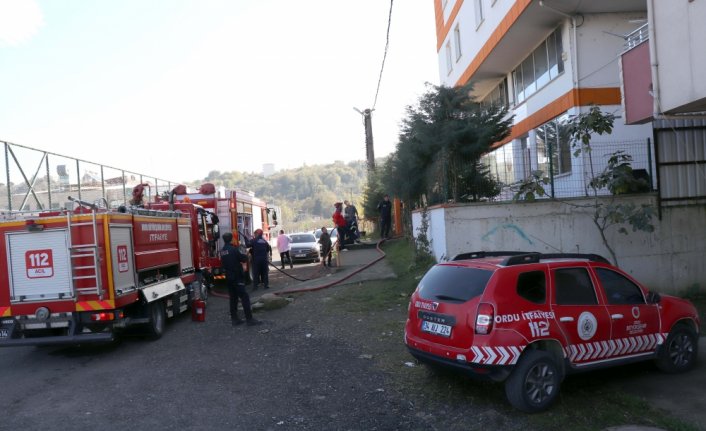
[653,0,706,113]
[412,195,706,293]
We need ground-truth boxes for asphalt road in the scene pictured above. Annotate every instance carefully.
[0,291,417,430]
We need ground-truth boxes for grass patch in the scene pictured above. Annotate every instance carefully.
[330,239,432,313]
[320,238,700,430]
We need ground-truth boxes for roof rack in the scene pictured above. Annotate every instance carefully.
[501,252,610,266]
[450,251,611,265]
[450,251,532,261]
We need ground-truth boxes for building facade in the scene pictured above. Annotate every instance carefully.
[434,0,656,198]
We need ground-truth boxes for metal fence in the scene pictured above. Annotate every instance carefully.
[1,140,180,213]
[487,138,655,201]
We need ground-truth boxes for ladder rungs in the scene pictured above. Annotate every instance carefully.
[70,245,98,250]
[73,275,98,281]
[73,265,97,270]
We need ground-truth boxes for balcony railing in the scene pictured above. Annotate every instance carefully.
[625,23,649,51]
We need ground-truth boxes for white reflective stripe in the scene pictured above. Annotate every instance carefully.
[611,314,624,320]
[559,316,574,322]
[471,346,484,363]
[509,346,523,364]
[496,346,511,365]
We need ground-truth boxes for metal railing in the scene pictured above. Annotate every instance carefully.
[1,140,180,212]
[625,23,649,51]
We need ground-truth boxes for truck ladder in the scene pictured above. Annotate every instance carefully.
[67,210,103,299]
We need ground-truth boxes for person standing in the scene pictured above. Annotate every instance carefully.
[344,200,360,243]
[332,202,348,249]
[249,228,272,289]
[377,194,392,239]
[220,232,261,326]
[318,226,333,267]
[276,229,293,269]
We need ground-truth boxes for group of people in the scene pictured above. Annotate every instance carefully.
[332,199,360,249]
[219,195,393,327]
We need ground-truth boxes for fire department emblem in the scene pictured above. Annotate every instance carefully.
[577,311,598,340]
[632,306,640,319]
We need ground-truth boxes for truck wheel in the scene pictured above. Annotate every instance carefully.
[505,350,561,413]
[656,325,698,373]
[146,300,166,340]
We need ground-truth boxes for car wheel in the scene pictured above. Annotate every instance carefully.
[505,350,561,413]
[656,325,698,373]
[146,300,166,340]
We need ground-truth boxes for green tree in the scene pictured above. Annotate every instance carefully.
[512,106,654,265]
[385,83,512,205]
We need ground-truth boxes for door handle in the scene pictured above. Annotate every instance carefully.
[611,314,624,320]
[559,317,574,322]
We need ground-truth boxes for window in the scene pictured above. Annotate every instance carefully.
[535,113,571,176]
[596,269,646,305]
[445,41,453,74]
[512,28,563,103]
[517,271,546,304]
[553,268,598,305]
[481,78,509,109]
[474,0,484,28]
[454,25,462,61]
[417,266,493,302]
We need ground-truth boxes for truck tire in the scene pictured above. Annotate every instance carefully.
[505,350,561,413]
[146,300,166,340]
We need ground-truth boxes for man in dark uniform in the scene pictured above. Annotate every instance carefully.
[221,232,261,326]
[377,194,392,239]
[249,228,272,290]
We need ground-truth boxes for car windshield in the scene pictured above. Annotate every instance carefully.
[291,234,316,243]
[417,265,493,302]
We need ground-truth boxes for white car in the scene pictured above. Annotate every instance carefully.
[289,233,321,263]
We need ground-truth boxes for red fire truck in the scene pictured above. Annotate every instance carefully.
[0,190,212,346]
[154,183,276,283]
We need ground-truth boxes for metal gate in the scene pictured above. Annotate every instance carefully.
[654,119,706,208]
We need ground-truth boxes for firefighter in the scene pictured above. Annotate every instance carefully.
[221,232,261,326]
[249,228,272,290]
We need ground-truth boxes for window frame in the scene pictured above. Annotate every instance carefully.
[454,25,462,61]
[445,41,453,75]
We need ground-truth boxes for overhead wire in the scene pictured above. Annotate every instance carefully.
[372,0,394,111]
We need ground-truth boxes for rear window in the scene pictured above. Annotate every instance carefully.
[417,265,493,303]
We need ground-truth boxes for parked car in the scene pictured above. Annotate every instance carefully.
[289,233,320,263]
[405,251,700,413]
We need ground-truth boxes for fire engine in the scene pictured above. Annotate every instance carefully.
[151,183,276,283]
[0,182,273,347]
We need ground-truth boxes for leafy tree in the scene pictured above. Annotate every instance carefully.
[384,83,512,206]
[511,107,654,265]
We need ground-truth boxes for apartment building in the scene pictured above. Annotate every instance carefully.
[434,0,660,199]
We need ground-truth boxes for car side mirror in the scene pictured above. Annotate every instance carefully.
[646,291,661,304]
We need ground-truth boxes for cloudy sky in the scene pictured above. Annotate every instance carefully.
[0,0,440,182]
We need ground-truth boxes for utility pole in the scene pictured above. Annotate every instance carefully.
[354,107,375,171]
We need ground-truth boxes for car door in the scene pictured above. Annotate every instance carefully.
[550,266,612,366]
[592,267,662,359]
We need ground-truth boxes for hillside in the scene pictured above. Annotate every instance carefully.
[192,160,368,232]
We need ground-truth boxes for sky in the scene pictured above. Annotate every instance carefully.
[0,0,440,182]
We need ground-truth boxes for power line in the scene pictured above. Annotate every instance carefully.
[372,0,393,111]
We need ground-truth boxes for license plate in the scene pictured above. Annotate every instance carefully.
[421,320,452,337]
[295,254,305,258]
[0,328,8,338]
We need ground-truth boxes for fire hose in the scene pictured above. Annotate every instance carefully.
[210,238,389,298]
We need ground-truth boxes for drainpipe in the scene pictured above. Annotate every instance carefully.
[647,0,660,118]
